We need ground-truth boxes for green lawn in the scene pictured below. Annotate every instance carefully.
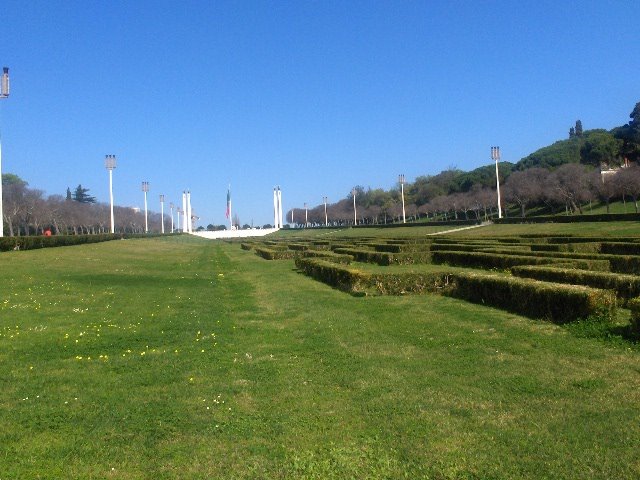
[1,235,640,479]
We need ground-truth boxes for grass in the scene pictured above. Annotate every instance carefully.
[1,234,640,478]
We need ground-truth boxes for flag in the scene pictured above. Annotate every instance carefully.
[225,187,231,219]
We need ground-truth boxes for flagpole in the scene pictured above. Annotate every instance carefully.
[227,184,232,230]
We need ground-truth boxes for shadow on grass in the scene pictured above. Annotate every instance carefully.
[563,316,639,348]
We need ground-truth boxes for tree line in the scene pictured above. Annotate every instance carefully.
[288,101,640,227]
[1,175,168,236]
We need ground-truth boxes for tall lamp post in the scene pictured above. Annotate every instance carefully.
[323,196,328,226]
[491,146,502,219]
[351,188,357,226]
[141,181,150,233]
[399,174,406,223]
[304,202,308,227]
[159,194,165,234]
[0,67,10,238]
[169,202,174,233]
[105,155,116,233]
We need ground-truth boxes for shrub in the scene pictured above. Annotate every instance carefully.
[627,297,640,334]
[294,257,371,294]
[302,250,354,264]
[431,250,561,270]
[448,272,616,324]
[255,247,297,260]
[512,266,640,303]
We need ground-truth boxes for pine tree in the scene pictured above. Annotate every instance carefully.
[569,127,575,139]
[66,187,72,200]
[73,184,97,203]
[575,120,583,137]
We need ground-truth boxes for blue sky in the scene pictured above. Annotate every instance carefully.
[1,0,638,227]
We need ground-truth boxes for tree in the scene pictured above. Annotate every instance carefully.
[588,171,618,214]
[614,165,640,212]
[575,120,583,137]
[72,184,96,203]
[580,131,622,168]
[503,168,548,217]
[613,101,640,164]
[547,163,591,214]
[569,126,576,139]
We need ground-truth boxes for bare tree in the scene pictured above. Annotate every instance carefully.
[503,168,548,217]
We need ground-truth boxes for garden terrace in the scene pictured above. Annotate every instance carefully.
[247,228,640,326]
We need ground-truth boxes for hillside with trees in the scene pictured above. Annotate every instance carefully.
[289,100,640,227]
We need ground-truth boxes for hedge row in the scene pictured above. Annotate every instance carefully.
[511,265,640,303]
[372,243,432,253]
[294,257,371,293]
[369,271,454,295]
[254,247,297,260]
[301,250,354,264]
[240,243,254,251]
[447,272,616,324]
[600,242,640,255]
[333,247,431,266]
[627,297,640,334]
[431,250,561,269]
[294,257,616,323]
[494,213,640,223]
[462,248,640,274]
[530,243,601,253]
[0,233,166,252]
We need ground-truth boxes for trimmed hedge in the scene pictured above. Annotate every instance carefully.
[369,271,454,295]
[511,265,640,303]
[294,257,616,323]
[333,247,431,266]
[0,233,166,252]
[600,242,640,256]
[240,243,254,251]
[372,243,432,253]
[431,250,561,270]
[530,243,601,253]
[495,213,640,223]
[254,247,297,260]
[448,272,616,323]
[301,250,354,264]
[294,257,371,293]
[627,297,640,334]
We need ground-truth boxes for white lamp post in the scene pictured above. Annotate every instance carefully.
[352,188,357,226]
[169,202,174,233]
[491,146,503,219]
[105,155,116,233]
[323,196,328,226]
[399,174,406,223]
[0,67,10,238]
[304,202,308,227]
[159,194,165,234]
[141,181,149,233]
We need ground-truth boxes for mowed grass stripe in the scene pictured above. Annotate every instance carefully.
[0,236,639,479]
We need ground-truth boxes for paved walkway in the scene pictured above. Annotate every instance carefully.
[425,222,492,236]
[191,228,280,240]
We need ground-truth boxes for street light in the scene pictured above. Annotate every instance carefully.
[351,188,357,226]
[141,181,150,233]
[159,194,165,234]
[491,146,503,219]
[105,155,116,233]
[0,67,10,238]
[169,202,174,233]
[399,174,406,223]
[304,202,308,227]
[323,196,328,226]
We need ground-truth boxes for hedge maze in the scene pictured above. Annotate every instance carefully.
[240,233,640,328]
